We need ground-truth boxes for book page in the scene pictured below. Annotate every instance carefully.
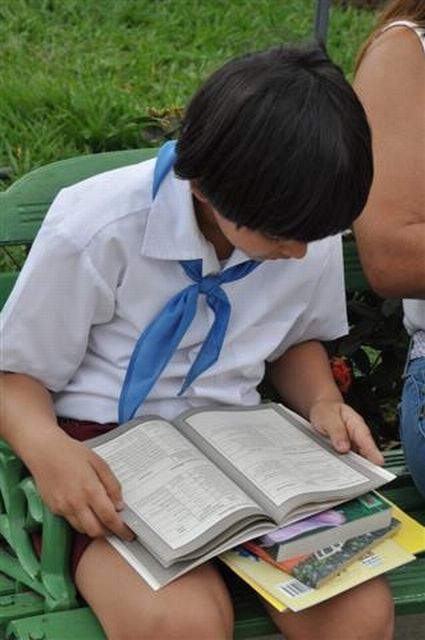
[107,521,276,590]
[179,405,391,515]
[91,419,261,551]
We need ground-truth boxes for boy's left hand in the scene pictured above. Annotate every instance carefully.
[309,400,384,465]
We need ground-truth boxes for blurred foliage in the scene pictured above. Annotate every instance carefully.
[262,287,408,450]
[327,292,408,448]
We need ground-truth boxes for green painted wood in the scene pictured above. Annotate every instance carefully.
[388,556,425,616]
[381,484,425,515]
[383,449,410,477]
[0,274,18,312]
[0,593,45,635]
[0,575,16,597]
[229,573,279,638]
[19,478,43,529]
[342,238,368,292]
[0,550,45,601]
[0,149,157,245]
[6,607,104,640]
[38,505,77,613]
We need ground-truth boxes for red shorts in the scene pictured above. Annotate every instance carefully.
[33,418,118,578]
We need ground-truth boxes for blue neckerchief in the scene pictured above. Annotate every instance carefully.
[118,141,260,422]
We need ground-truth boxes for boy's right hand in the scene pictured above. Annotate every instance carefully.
[27,430,134,541]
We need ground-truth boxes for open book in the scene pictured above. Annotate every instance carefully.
[87,403,395,589]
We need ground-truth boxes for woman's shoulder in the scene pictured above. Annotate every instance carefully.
[355,21,424,103]
[380,19,424,47]
[360,21,424,70]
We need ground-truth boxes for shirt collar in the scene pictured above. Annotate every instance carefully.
[141,170,251,275]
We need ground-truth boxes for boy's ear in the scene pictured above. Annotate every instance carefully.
[190,181,209,204]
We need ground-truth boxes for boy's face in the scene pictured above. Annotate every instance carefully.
[212,209,308,261]
[191,184,307,261]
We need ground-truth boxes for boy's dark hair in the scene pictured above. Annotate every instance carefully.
[174,44,373,242]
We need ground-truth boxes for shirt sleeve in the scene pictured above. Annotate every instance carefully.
[0,222,115,391]
[266,236,348,362]
[298,235,349,343]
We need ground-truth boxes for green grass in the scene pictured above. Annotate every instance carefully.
[0,0,378,181]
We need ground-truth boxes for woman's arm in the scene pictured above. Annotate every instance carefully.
[353,27,425,299]
[0,373,133,540]
[266,341,383,464]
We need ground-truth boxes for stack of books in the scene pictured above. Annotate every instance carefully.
[242,491,398,589]
[220,496,425,612]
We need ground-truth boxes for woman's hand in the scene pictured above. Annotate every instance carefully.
[309,400,384,465]
[28,429,134,541]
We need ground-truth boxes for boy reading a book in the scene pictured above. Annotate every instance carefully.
[0,44,393,639]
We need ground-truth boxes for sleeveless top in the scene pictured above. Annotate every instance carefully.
[380,21,425,359]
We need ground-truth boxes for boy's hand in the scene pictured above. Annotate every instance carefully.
[28,430,135,541]
[309,400,384,466]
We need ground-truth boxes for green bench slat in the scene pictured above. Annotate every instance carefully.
[0,574,16,597]
[387,557,425,616]
[6,606,104,640]
[0,149,157,245]
[342,239,368,291]
[381,483,425,513]
[383,449,410,477]
[229,573,279,639]
[0,592,45,634]
[409,511,425,527]
[0,273,19,316]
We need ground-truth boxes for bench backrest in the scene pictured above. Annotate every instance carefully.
[0,147,368,312]
[0,148,158,308]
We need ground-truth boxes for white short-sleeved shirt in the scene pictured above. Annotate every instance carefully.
[0,159,348,422]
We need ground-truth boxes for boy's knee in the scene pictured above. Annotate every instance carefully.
[342,577,395,640]
[270,576,394,640]
[368,578,395,640]
[104,587,233,640]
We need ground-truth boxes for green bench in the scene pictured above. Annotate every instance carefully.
[0,149,424,640]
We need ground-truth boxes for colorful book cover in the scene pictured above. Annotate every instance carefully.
[220,537,415,612]
[259,491,391,560]
[245,519,400,588]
